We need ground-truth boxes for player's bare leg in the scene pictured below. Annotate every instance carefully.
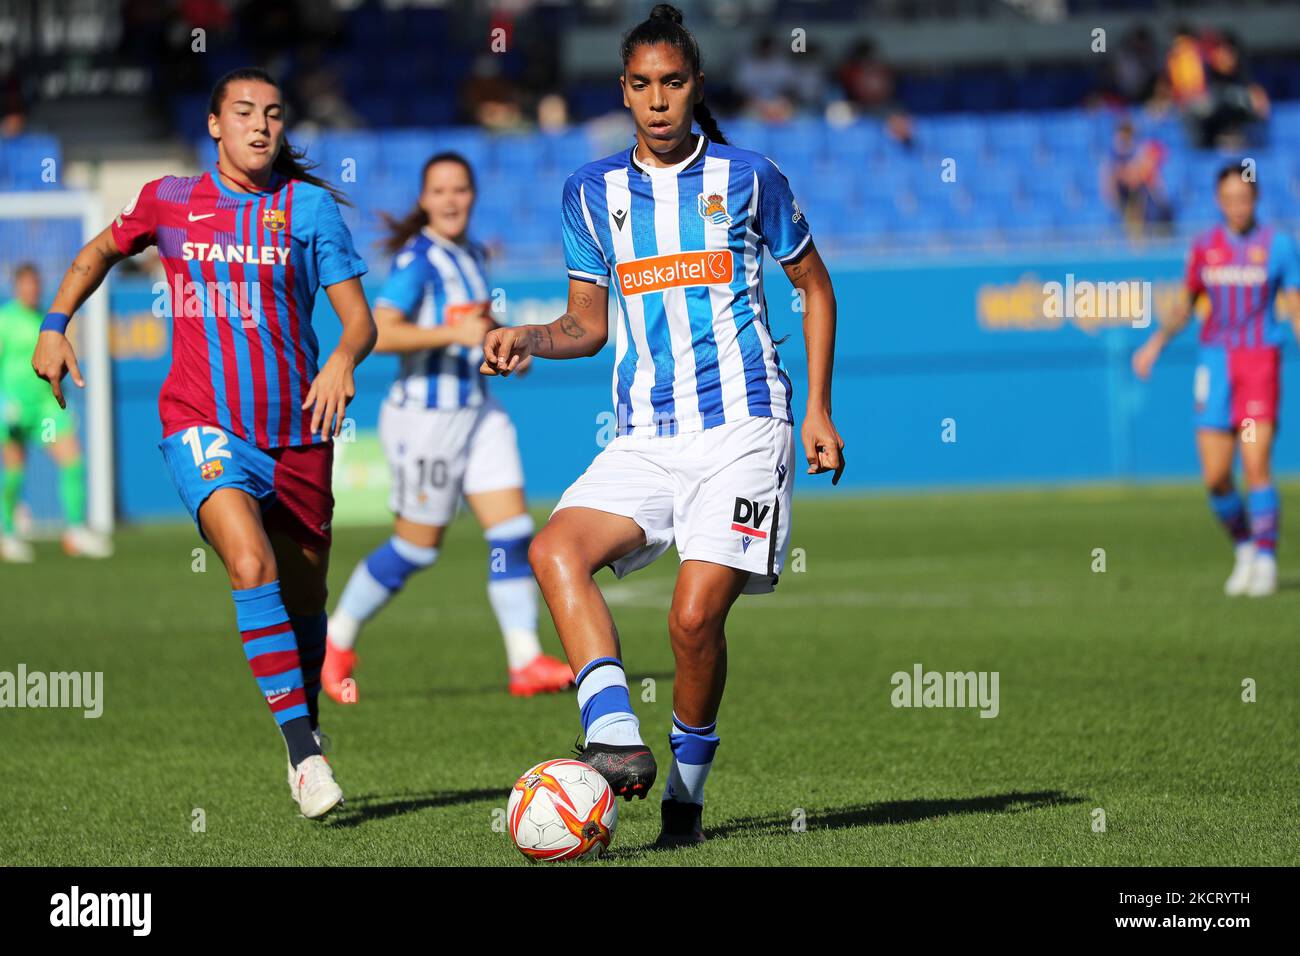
[200,489,342,818]
[657,559,748,847]
[0,439,33,562]
[467,487,572,695]
[1239,420,1278,596]
[1198,428,1254,596]
[529,506,656,797]
[528,506,645,671]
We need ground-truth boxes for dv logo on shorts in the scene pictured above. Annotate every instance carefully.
[731,497,770,553]
[200,460,224,481]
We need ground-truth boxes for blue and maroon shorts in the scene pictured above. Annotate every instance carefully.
[1194,346,1280,431]
[160,424,334,552]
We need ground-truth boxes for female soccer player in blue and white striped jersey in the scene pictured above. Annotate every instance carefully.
[482,4,844,847]
[323,153,573,700]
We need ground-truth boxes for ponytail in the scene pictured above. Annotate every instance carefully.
[622,4,728,145]
[693,101,729,146]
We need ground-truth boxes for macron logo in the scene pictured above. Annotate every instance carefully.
[50,886,151,936]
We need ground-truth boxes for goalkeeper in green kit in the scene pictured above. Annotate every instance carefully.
[0,262,110,561]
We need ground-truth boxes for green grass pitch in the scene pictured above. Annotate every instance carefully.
[1,484,1296,866]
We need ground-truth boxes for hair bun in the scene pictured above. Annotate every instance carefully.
[649,3,683,24]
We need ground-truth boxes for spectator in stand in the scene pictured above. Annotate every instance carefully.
[1166,24,1208,110]
[791,41,831,114]
[291,48,364,132]
[1201,32,1270,149]
[835,36,913,148]
[734,34,799,122]
[0,52,25,137]
[1101,119,1173,238]
[462,54,525,131]
[836,38,894,112]
[1105,25,1161,106]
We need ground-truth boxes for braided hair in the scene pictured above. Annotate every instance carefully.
[619,3,729,145]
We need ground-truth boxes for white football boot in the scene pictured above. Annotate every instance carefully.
[1224,542,1256,596]
[289,754,344,819]
[286,729,330,789]
[1245,551,1278,598]
[62,526,113,559]
[1,535,34,563]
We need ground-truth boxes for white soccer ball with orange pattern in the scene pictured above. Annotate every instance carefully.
[507,758,617,861]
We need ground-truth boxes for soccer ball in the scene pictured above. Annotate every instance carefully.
[507,758,617,861]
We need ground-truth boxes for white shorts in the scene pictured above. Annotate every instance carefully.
[553,416,795,594]
[379,396,525,526]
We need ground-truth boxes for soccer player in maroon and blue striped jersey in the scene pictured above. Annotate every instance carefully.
[1134,164,1300,596]
[32,68,377,818]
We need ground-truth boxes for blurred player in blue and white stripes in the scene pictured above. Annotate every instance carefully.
[482,4,844,847]
[323,153,573,700]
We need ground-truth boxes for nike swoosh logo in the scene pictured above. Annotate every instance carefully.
[267,692,291,704]
[188,212,215,221]
[605,751,649,771]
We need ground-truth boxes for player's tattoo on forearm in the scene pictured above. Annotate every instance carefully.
[573,290,593,310]
[558,313,586,339]
[529,325,554,354]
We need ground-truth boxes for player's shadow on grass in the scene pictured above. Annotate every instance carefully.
[609,789,1084,859]
[326,787,503,827]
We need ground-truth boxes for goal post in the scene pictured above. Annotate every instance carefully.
[0,190,114,536]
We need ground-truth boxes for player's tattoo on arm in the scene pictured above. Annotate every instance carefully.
[529,325,554,355]
[572,290,593,310]
[558,313,587,340]
[788,260,808,281]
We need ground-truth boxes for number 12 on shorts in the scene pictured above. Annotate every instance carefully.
[181,425,233,473]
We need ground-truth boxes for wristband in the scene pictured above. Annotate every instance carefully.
[40,312,71,334]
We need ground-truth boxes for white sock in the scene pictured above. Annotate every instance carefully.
[664,715,720,805]
[330,537,438,650]
[576,659,643,746]
[489,583,542,669]
[484,514,542,670]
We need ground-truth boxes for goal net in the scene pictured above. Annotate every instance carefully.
[0,191,114,536]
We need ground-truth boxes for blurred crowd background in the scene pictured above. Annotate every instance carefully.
[2,0,1300,523]
[1,0,1299,265]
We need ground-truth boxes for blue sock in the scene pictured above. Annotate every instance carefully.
[1209,490,1250,545]
[1248,485,1279,555]
[290,612,327,730]
[664,713,720,806]
[233,581,317,766]
[485,514,542,670]
[576,657,641,746]
[331,536,439,649]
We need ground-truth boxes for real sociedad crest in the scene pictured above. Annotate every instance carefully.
[697,192,731,226]
[263,208,286,232]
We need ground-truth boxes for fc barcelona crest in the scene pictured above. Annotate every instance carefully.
[263,208,286,232]
[697,192,731,226]
[200,460,224,481]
